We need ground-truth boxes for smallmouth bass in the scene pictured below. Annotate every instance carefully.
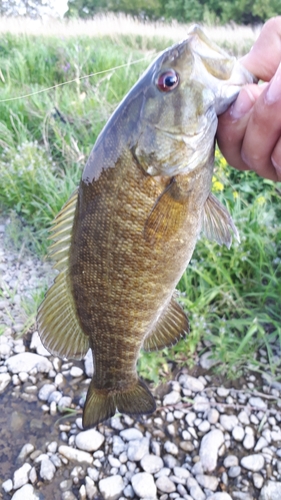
[37,26,255,428]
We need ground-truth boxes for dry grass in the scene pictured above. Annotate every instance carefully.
[0,13,261,48]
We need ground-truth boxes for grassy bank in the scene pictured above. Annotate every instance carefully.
[0,16,280,381]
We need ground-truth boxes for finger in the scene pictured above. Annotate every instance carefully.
[240,16,281,82]
[271,139,281,180]
[240,63,281,181]
[217,85,262,171]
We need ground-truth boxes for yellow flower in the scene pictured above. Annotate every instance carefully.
[233,191,239,199]
[256,195,266,205]
[213,180,224,192]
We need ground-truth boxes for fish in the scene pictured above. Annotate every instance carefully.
[37,26,255,429]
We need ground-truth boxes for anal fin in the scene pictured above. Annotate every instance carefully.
[202,192,240,249]
[143,297,189,352]
[37,188,90,360]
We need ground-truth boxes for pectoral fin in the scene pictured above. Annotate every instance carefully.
[144,180,185,245]
[202,192,239,249]
[143,297,189,352]
[37,189,90,360]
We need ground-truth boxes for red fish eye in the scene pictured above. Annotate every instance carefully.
[156,70,179,92]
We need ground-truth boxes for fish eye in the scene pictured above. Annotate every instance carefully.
[156,70,179,92]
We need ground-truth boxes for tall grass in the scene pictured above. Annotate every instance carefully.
[0,16,280,380]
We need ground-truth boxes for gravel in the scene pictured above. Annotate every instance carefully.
[2,218,281,500]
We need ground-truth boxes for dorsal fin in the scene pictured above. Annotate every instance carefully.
[143,297,189,352]
[37,189,90,360]
[202,192,240,249]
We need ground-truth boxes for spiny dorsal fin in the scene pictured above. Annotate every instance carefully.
[143,297,189,352]
[202,192,240,249]
[37,189,90,360]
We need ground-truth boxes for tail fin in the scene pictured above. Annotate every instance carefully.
[83,378,156,429]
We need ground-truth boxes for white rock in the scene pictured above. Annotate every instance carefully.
[254,436,268,452]
[11,484,38,500]
[259,480,281,499]
[179,374,204,392]
[208,494,233,500]
[75,429,105,452]
[30,331,51,356]
[173,466,190,479]
[196,474,219,491]
[164,441,178,455]
[217,387,230,397]
[131,473,157,498]
[220,414,238,431]
[163,390,181,406]
[70,366,83,377]
[243,433,255,450]
[199,351,218,369]
[17,443,35,461]
[199,429,224,472]
[13,463,32,489]
[59,446,93,465]
[155,475,176,493]
[238,410,250,425]
[193,395,210,412]
[198,420,211,433]
[38,384,56,401]
[252,472,264,489]
[112,436,126,455]
[99,475,124,500]
[186,477,205,500]
[84,349,93,378]
[223,455,238,468]
[2,479,13,492]
[0,372,11,393]
[232,426,245,442]
[127,438,149,462]
[85,476,97,499]
[40,457,56,481]
[207,409,219,424]
[240,454,265,472]
[249,396,267,410]
[120,428,143,441]
[140,454,163,474]
[6,353,52,374]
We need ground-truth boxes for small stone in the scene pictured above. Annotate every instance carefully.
[2,479,13,492]
[163,390,181,406]
[198,421,211,433]
[141,454,164,474]
[29,467,37,484]
[38,383,56,401]
[228,466,241,478]
[196,474,219,491]
[112,436,126,456]
[199,351,218,369]
[240,454,264,472]
[99,475,124,500]
[58,396,72,411]
[193,395,210,412]
[70,366,83,377]
[259,480,281,499]
[199,429,224,472]
[252,473,264,489]
[0,372,11,393]
[123,484,134,498]
[238,410,250,425]
[232,426,245,442]
[30,331,51,357]
[254,436,268,452]
[120,428,143,441]
[155,476,176,493]
[6,352,52,374]
[59,446,93,465]
[223,455,238,468]
[84,349,93,378]
[17,443,35,461]
[40,457,56,481]
[249,397,267,410]
[220,415,238,431]
[75,429,105,452]
[164,441,178,455]
[131,472,157,498]
[13,463,32,489]
[207,409,219,424]
[243,433,255,450]
[85,476,97,499]
[11,484,38,500]
[186,477,205,500]
[127,438,149,462]
[208,494,233,500]
[179,375,204,392]
[217,388,230,397]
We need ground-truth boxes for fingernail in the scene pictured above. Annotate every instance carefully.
[230,86,255,120]
[266,62,281,103]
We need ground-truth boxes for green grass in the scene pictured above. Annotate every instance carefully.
[0,20,280,382]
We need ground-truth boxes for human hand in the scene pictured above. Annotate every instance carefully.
[217,16,281,181]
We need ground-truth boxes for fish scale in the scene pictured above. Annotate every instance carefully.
[37,26,256,428]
